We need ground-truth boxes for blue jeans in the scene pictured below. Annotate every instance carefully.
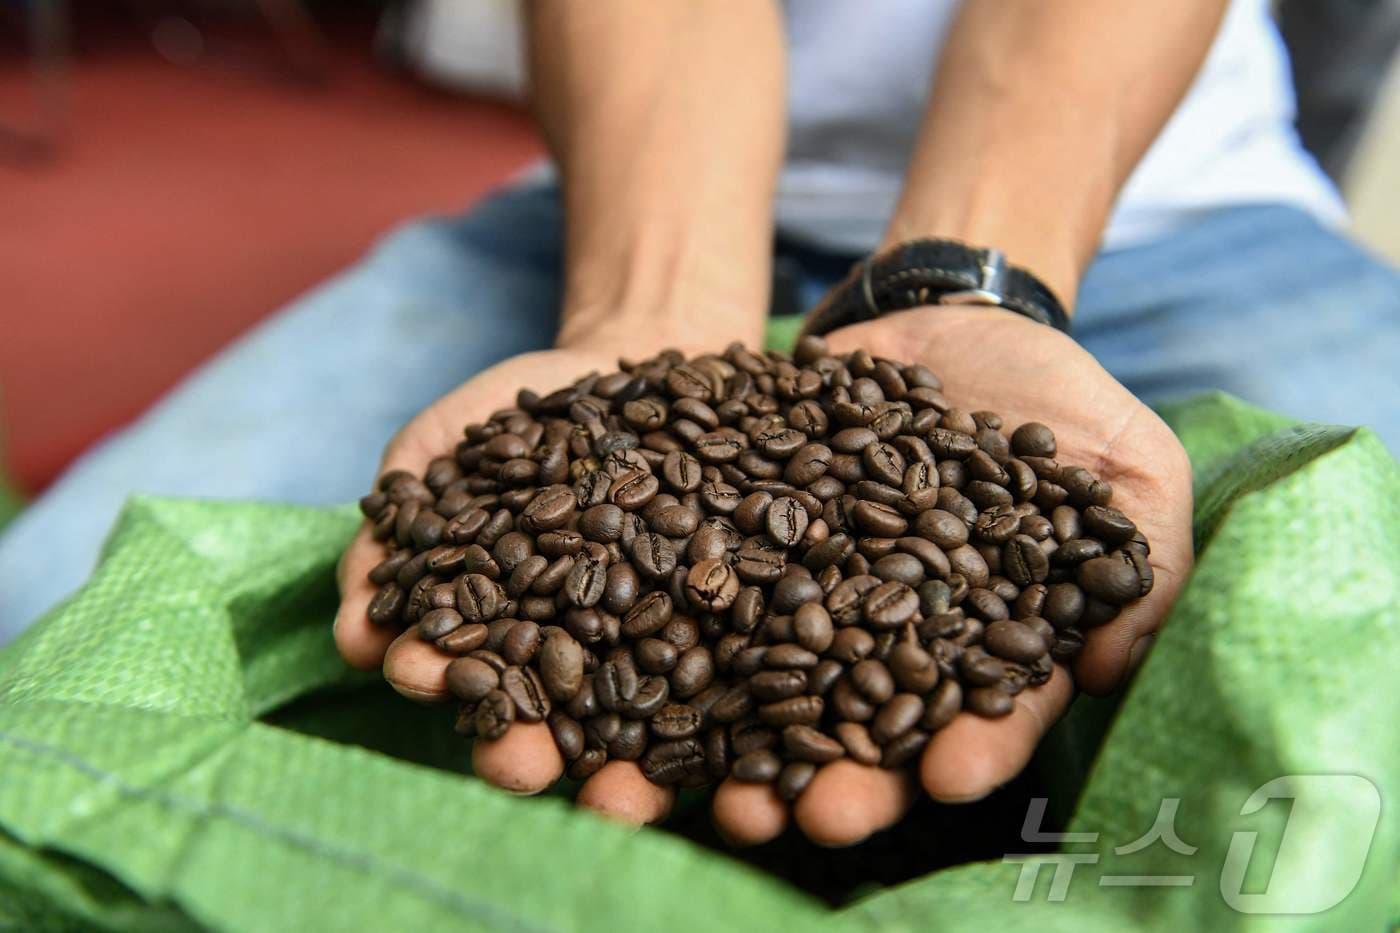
[1,186,1397,640]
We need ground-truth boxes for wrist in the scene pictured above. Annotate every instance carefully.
[878,216,1083,317]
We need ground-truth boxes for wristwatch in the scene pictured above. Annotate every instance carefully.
[799,238,1070,337]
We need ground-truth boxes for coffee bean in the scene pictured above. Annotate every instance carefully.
[983,619,1049,664]
[732,749,781,783]
[445,657,499,702]
[1078,555,1142,604]
[476,690,515,739]
[631,532,677,579]
[863,580,919,629]
[763,644,820,669]
[766,496,810,547]
[758,695,824,726]
[537,631,585,701]
[501,666,550,722]
[749,669,808,702]
[792,603,835,653]
[547,711,585,760]
[563,555,607,608]
[783,724,845,763]
[966,686,1014,718]
[1011,422,1057,458]
[685,558,740,610]
[872,693,924,743]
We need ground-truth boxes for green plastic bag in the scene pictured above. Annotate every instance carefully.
[0,393,1396,932]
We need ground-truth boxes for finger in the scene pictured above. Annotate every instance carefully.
[334,524,398,671]
[472,722,565,795]
[382,625,452,702]
[792,760,915,847]
[1074,560,1185,694]
[920,664,1074,803]
[711,779,789,847]
[576,761,676,826]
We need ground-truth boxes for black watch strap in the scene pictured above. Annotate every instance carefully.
[800,239,1071,337]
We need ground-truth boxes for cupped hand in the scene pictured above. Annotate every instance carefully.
[335,307,1193,849]
[717,306,1193,846]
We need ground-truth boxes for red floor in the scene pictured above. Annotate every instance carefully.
[0,28,542,493]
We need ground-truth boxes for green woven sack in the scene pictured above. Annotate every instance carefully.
[0,391,1395,932]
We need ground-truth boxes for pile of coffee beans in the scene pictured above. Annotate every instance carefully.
[358,337,1153,800]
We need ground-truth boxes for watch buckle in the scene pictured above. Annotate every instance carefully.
[938,247,1008,307]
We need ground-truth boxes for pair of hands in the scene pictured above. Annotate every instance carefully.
[333,306,1193,847]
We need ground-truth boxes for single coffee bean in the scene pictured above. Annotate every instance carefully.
[685,558,741,610]
[501,665,550,722]
[748,669,808,702]
[880,728,931,767]
[538,631,585,701]
[863,580,919,629]
[670,646,716,698]
[763,644,820,669]
[777,761,817,801]
[1010,422,1057,458]
[888,641,940,693]
[563,555,607,608]
[419,607,464,641]
[766,496,810,547]
[852,500,909,538]
[783,724,846,763]
[850,659,896,704]
[959,647,1006,686]
[636,637,679,674]
[476,689,515,739]
[548,711,585,760]
[650,703,702,740]
[732,749,782,783]
[922,680,963,731]
[966,686,1015,718]
[1078,554,1142,604]
[757,695,824,726]
[871,693,924,743]
[983,619,1049,664]
[367,582,406,626]
[793,603,835,653]
[631,532,677,579]
[445,657,499,702]
[502,620,542,666]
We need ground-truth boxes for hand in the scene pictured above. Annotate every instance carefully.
[704,306,1193,847]
[334,307,1193,847]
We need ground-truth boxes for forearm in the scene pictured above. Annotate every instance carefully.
[884,0,1227,310]
[526,1,785,351]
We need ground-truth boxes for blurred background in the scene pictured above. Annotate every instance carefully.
[2,0,1399,526]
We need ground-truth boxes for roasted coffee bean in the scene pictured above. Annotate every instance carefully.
[501,620,542,666]
[749,669,808,702]
[501,666,550,722]
[668,645,716,699]
[966,686,1014,718]
[618,675,670,719]
[620,591,672,639]
[476,690,515,739]
[636,637,679,674]
[685,558,740,610]
[864,580,919,629]
[763,644,820,669]
[880,728,930,767]
[418,606,462,641]
[451,574,498,624]
[765,496,810,547]
[777,761,817,801]
[548,711,585,760]
[650,703,702,740]
[367,582,406,626]
[783,724,845,763]
[850,659,896,704]
[828,627,876,664]
[959,647,1006,686]
[564,555,607,608]
[436,622,489,655]
[792,603,835,653]
[631,532,677,579]
[1078,555,1142,604]
[730,721,778,756]
[872,693,924,743]
[921,680,963,731]
[532,629,581,698]
[852,500,909,537]
[983,619,1048,664]
[758,695,824,726]
[709,683,755,723]
[446,657,499,702]
[732,749,782,783]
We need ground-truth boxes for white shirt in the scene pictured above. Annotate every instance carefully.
[778,0,1346,253]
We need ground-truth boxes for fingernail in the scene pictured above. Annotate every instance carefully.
[1122,635,1156,688]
